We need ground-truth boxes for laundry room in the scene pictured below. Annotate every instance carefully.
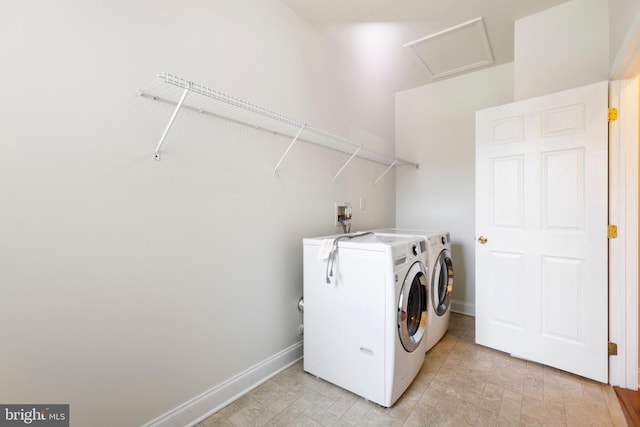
[1,1,638,426]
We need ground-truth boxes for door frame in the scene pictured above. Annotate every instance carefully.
[609,78,639,390]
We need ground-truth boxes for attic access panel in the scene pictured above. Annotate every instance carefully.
[404,17,494,79]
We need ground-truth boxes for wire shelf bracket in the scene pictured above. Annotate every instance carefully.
[141,72,419,181]
[333,145,362,183]
[374,160,398,185]
[154,83,191,161]
[273,125,306,176]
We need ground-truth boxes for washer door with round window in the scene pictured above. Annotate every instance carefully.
[397,261,428,352]
[432,249,454,316]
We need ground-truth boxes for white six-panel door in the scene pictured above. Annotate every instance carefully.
[475,81,609,383]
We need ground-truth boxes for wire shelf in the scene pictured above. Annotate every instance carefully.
[138,72,419,181]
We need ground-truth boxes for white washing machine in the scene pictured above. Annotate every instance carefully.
[374,229,454,352]
[303,232,428,407]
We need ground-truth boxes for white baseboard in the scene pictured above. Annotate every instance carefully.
[141,341,303,427]
[450,299,475,317]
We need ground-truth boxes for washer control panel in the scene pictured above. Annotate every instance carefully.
[393,239,425,267]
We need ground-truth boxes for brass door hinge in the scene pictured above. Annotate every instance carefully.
[608,107,618,122]
[608,341,618,356]
[608,224,618,239]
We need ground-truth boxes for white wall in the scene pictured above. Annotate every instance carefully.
[395,0,633,318]
[514,0,609,100]
[609,0,640,66]
[0,1,397,426]
[395,63,514,315]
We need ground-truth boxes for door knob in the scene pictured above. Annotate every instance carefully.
[477,236,488,245]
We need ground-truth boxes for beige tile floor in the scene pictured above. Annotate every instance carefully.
[196,313,628,426]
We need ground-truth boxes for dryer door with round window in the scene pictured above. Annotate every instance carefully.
[432,249,453,316]
[397,261,428,352]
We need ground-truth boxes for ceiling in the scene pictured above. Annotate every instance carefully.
[281,0,571,91]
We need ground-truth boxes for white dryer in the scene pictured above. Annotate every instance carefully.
[302,232,428,407]
[374,229,454,352]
